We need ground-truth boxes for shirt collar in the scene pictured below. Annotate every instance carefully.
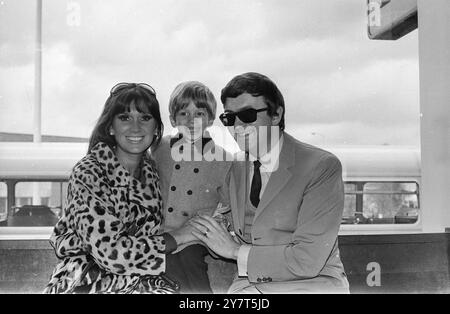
[169,132,214,154]
[255,134,284,173]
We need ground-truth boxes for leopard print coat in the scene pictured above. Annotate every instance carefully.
[44,142,171,293]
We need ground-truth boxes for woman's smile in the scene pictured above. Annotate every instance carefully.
[126,136,145,143]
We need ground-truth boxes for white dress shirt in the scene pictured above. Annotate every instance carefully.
[237,134,284,277]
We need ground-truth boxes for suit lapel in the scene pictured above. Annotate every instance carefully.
[231,157,249,235]
[254,134,296,221]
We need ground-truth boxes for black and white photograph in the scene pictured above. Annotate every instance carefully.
[0,0,449,298]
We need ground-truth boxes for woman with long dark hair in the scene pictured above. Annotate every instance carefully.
[44,83,194,293]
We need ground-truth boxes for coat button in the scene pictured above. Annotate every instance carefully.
[168,207,174,213]
[175,164,181,170]
[193,168,199,173]
[171,186,176,191]
[187,190,193,195]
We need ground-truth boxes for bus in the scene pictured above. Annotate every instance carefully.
[1,142,439,294]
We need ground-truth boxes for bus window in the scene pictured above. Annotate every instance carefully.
[343,183,357,223]
[363,182,419,224]
[342,181,419,224]
[62,182,69,211]
[9,181,67,227]
[0,182,6,223]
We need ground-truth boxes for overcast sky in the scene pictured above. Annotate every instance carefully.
[0,0,420,150]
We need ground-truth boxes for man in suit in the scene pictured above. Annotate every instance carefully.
[191,72,349,293]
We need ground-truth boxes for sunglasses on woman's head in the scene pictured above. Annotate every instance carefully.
[219,108,268,126]
[110,82,156,96]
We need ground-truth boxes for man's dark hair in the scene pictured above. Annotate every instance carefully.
[220,72,285,131]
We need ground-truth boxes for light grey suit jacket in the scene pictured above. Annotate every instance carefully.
[227,132,349,293]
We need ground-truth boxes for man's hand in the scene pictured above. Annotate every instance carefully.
[190,214,240,260]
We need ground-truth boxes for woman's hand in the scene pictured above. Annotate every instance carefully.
[190,214,240,260]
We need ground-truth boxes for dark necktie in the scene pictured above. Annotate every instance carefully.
[250,160,262,208]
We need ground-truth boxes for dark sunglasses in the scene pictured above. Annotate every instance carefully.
[219,108,268,126]
[110,82,156,96]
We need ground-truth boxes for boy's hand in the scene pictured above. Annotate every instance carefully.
[168,222,197,246]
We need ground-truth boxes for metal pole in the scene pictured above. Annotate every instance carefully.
[34,0,42,143]
[417,0,450,232]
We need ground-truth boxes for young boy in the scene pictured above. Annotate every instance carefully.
[152,81,231,294]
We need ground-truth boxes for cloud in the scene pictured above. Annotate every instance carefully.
[0,0,420,146]
[0,0,37,66]
[0,63,35,133]
[284,58,420,126]
[288,121,420,146]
